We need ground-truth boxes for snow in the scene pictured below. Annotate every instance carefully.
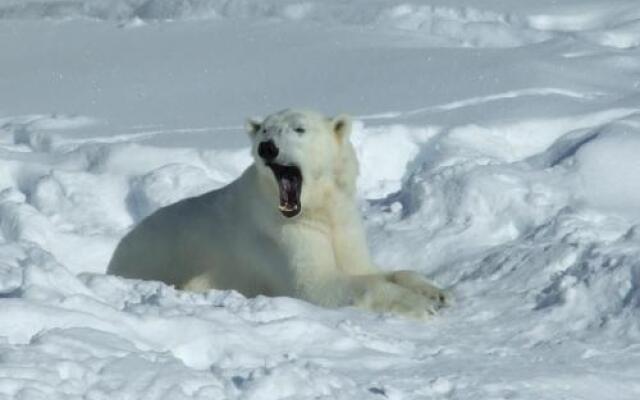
[1,0,640,398]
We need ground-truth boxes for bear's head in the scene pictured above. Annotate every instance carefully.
[246,109,358,218]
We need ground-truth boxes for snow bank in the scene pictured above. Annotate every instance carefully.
[0,0,570,48]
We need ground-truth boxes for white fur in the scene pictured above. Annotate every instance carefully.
[108,109,446,318]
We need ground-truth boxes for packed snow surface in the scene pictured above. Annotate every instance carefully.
[1,0,640,399]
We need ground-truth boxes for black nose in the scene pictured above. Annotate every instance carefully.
[258,140,279,161]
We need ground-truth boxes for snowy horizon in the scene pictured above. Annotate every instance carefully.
[1,1,639,399]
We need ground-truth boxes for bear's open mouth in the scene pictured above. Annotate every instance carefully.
[267,163,302,218]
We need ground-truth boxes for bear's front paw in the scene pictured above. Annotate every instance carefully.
[387,270,449,310]
[352,277,444,319]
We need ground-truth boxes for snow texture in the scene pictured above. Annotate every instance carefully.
[1,0,640,399]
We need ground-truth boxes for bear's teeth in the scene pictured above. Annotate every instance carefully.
[279,204,298,212]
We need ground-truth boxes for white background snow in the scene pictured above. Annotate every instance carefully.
[1,0,640,398]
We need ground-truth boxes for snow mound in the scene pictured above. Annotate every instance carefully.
[127,163,218,221]
[574,122,640,218]
[363,111,640,342]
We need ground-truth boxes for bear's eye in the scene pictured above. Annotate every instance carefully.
[294,127,305,134]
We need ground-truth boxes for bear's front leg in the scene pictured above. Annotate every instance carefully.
[385,270,449,309]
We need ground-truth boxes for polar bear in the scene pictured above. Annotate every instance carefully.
[108,109,447,318]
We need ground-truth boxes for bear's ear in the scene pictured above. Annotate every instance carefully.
[332,114,352,141]
[245,118,261,137]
